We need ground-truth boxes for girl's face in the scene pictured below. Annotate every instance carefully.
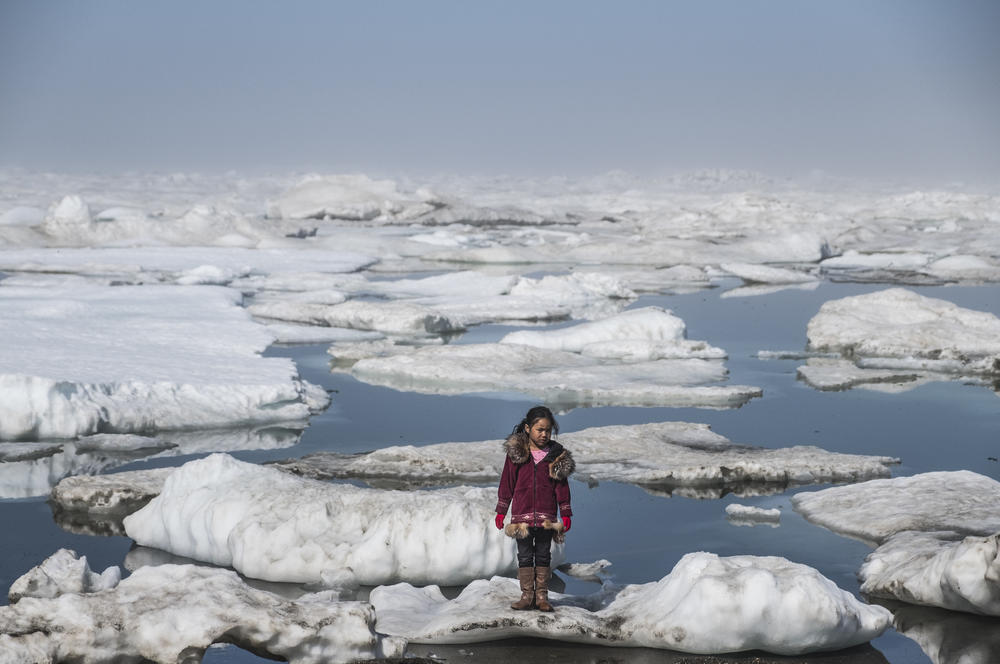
[525,418,553,448]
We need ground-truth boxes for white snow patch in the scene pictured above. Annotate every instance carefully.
[0,285,327,440]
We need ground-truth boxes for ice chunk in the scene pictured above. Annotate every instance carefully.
[263,322,383,345]
[501,306,725,360]
[273,173,433,221]
[793,472,1000,615]
[8,549,120,603]
[344,342,760,409]
[0,561,404,664]
[806,288,1000,371]
[0,285,327,440]
[820,251,932,271]
[52,467,173,516]
[123,454,550,585]
[371,553,891,655]
[43,195,91,232]
[791,471,1000,546]
[720,262,818,284]
[0,246,377,280]
[860,531,1000,616]
[275,421,897,494]
[726,504,781,527]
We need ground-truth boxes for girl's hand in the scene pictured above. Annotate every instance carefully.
[495,514,505,530]
[562,516,571,532]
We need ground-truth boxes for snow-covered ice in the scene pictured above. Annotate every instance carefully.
[340,335,760,409]
[0,551,404,664]
[370,552,891,655]
[273,421,897,494]
[123,454,556,585]
[8,549,120,603]
[859,531,1000,616]
[0,285,327,440]
[725,504,781,527]
[806,288,1000,373]
[500,306,725,361]
[791,471,1000,546]
[792,471,1000,615]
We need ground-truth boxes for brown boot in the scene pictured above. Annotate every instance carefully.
[510,567,535,610]
[534,566,554,612]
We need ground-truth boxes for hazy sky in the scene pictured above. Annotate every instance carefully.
[1,1,998,179]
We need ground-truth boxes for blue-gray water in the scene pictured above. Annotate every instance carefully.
[2,280,999,663]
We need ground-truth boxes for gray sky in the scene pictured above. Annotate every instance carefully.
[1,1,998,180]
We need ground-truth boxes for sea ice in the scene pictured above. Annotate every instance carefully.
[8,548,120,603]
[270,173,436,221]
[370,552,891,655]
[791,471,1000,546]
[342,341,760,409]
[123,454,552,585]
[725,504,781,527]
[859,531,1000,616]
[720,262,818,284]
[805,288,1000,374]
[1,552,404,664]
[0,285,327,440]
[272,421,897,494]
[500,306,725,360]
[0,246,376,282]
[792,471,1000,615]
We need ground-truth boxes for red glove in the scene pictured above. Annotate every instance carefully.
[562,516,571,533]
[495,514,505,530]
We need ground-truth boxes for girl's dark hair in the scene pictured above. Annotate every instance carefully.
[512,405,559,436]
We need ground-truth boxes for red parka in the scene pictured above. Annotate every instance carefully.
[495,432,574,527]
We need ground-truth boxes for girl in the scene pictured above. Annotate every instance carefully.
[494,405,575,612]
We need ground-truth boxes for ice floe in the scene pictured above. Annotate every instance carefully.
[1,551,404,664]
[333,308,760,408]
[500,306,725,360]
[725,504,781,527]
[271,421,897,495]
[772,288,1000,392]
[792,471,1000,615]
[370,552,891,655]
[123,453,551,585]
[0,246,376,283]
[806,288,1000,372]
[0,285,327,441]
[8,549,120,603]
[340,342,759,409]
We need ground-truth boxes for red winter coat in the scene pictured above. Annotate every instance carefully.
[495,432,574,529]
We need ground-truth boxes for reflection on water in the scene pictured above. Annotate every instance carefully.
[876,600,1000,664]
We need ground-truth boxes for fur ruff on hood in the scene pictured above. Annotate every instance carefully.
[505,519,566,544]
[502,433,575,481]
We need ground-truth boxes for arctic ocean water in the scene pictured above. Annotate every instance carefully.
[2,279,998,664]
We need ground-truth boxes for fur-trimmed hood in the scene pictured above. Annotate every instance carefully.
[503,433,575,481]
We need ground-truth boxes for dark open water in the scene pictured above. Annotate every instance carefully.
[2,280,998,663]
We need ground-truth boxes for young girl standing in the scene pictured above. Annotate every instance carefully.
[494,405,575,612]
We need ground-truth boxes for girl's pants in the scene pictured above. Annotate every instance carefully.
[516,526,553,568]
